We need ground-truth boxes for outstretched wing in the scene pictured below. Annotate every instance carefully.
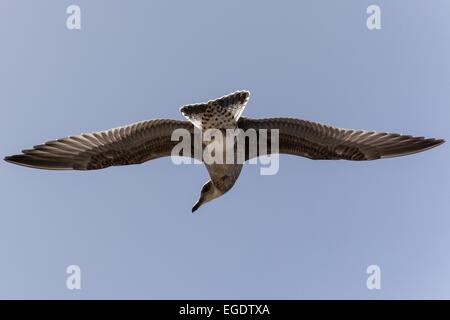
[238,117,444,160]
[4,119,195,170]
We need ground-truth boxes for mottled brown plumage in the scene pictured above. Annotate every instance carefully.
[238,117,444,161]
[5,119,195,170]
[4,90,445,211]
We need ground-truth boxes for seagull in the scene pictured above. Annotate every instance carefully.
[4,90,445,212]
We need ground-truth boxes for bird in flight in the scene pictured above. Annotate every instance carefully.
[4,90,444,212]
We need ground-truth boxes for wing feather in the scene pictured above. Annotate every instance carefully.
[5,119,195,170]
[238,117,444,160]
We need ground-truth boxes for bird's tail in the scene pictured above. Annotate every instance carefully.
[180,90,250,129]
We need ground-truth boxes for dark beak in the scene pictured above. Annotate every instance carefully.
[192,200,202,213]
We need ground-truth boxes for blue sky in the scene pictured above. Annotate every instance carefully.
[0,0,449,299]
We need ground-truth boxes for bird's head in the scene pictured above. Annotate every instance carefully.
[192,180,223,213]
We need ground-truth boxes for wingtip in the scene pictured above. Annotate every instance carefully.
[430,138,446,150]
[3,154,74,170]
[3,155,28,167]
[4,154,27,167]
[4,155,15,164]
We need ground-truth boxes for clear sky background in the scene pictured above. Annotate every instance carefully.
[0,0,449,299]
